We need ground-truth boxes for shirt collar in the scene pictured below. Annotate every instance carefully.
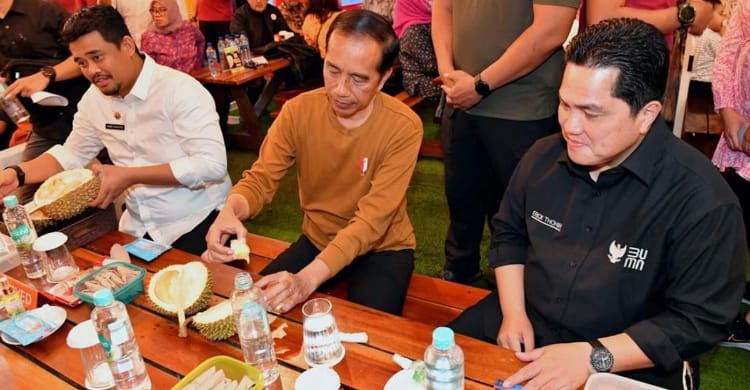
[126,55,156,102]
[557,115,670,186]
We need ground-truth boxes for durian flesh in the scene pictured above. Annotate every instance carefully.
[192,300,236,341]
[147,261,212,336]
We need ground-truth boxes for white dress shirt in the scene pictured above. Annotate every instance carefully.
[48,55,231,245]
[108,0,189,47]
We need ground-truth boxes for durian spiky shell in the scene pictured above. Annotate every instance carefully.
[34,168,101,220]
[192,300,236,341]
[147,262,212,317]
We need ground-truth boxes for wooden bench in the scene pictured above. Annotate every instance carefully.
[242,233,489,328]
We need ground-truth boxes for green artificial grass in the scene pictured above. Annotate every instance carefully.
[227,102,750,389]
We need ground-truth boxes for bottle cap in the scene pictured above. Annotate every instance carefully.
[93,288,114,306]
[2,195,18,208]
[234,272,253,290]
[432,327,455,350]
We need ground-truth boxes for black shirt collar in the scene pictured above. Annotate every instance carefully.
[557,115,670,187]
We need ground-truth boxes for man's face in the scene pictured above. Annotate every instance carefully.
[70,31,138,97]
[323,31,390,122]
[247,0,267,12]
[558,64,659,174]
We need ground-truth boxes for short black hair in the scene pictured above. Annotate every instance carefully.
[306,0,342,22]
[61,5,132,47]
[566,18,668,115]
[326,9,399,75]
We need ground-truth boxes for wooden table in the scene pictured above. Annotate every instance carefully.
[2,231,525,389]
[191,58,291,150]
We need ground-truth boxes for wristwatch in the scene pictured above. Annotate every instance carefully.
[677,1,696,26]
[589,339,614,373]
[40,66,56,84]
[6,165,25,187]
[474,74,491,98]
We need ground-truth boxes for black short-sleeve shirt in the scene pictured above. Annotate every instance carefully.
[489,117,747,382]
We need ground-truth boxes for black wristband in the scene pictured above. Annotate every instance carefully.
[7,165,25,187]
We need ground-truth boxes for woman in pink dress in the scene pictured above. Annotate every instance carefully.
[710,0,750,349]
[141,0,206,73]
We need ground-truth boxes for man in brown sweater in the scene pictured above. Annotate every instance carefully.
[204,10,423,315]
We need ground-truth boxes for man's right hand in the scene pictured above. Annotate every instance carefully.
[0,168,20,198]
[498,313,536,352]
[202,206,248,263]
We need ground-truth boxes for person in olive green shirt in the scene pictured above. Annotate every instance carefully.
[204,10,422,316]
[432,0,579,284]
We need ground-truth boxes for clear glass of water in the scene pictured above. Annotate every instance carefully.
[302,298,345,367]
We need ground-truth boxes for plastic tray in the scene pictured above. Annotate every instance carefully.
[172,355,264,390]
[73,261,145,305]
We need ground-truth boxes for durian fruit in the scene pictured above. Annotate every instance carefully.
[192,299,236,341]
[33,168,101,220]
[30,209,55,230]
[147,261,212,337]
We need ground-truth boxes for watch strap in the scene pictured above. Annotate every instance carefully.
[6,165,25,187]
[41,66,56,84]
[588,338,605,350]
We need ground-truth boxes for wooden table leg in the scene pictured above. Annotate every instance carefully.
[228,85,264,150]
[254,72,285,118]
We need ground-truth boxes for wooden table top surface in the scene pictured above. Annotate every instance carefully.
[191,58,291,87]
[1,230,525,389]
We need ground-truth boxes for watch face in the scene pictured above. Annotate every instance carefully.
[680,4,696,24]
[591,348,614,372]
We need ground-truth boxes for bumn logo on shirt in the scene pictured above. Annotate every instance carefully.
[608,240,649,271]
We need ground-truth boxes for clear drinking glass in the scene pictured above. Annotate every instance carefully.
[32,232,79,283]
[302,298,345,367]
[66,320,116,390]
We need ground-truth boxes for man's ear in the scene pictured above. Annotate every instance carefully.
[637,100,662,135]
[120,36,137,56]
[377,67,393,91]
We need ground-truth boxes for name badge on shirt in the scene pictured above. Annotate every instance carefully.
[105,123,125,131]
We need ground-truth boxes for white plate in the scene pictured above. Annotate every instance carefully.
[1,304,67,345]
[384,369,424,390]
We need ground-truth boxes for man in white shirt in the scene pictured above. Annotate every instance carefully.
[98,0,189,47]
[0,5,230,255]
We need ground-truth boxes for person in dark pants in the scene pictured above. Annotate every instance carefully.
[204,10,422,316]
[431,0,579,284]
[449,19,746,390]
[194,0,233,48]
[0,6,231,256]
[0,0,89,161]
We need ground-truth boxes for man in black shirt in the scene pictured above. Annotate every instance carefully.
[230,0,290,50]
[0,0,88,160]
[449,19,747,389]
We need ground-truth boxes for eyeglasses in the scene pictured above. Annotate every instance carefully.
[149,7,168,15]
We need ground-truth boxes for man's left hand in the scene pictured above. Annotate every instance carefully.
[502,342,592,390]
[1,72,50,100]
[442,70,482,111]
[256,271,316,314]
[89,164,133,208]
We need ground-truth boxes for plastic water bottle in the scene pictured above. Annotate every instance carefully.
[424,327,464,390]
[0,83,30,124]
[238,300,279,386]
[230,272,263,326]
[217,36,228,71]
[91,289,151,390]
[206,43,220,78]
[238,33,252,67]
[2,195,44,279]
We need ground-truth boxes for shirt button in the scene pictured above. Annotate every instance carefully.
[585,226,593,232]
[569,261,577,268]
[594,191,601,197]
[555,297,563,304]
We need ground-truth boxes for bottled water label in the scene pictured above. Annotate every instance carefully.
[9,225,33,246]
